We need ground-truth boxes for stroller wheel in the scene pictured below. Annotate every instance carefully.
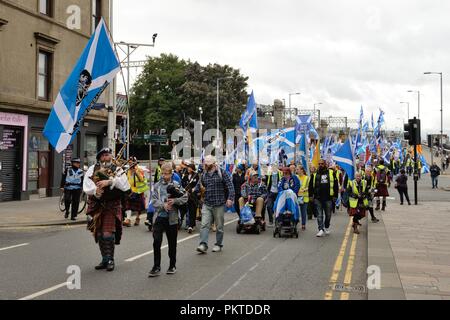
[255,224,261,235]
[236,223,242,234]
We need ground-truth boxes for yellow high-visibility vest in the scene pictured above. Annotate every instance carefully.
[298,175,310,203]
[349,180,369,209]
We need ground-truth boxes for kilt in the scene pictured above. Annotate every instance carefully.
[87,197,122,242]
[348,207,366,218]
[125,192,146,212]
[375,184,389,197]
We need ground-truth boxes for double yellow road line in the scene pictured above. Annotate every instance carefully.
[324,218,359,300]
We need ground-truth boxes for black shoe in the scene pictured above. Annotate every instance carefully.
[95,262,107,270]
[65,213,69,219]
[372,218,380,223]
[106,260,115,272]
[167,267,177,275]
[71,217,77,221]
[148,267,161,277]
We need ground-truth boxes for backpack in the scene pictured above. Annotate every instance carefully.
[377,167,387,184]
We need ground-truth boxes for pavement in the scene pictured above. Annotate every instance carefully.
[368,172,450,300]
[0,196,87,228]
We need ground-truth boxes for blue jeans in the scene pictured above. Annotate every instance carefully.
[432,176,439,188]
[299,203,308,226]
[199,205,225,248]
[314,199,332,231]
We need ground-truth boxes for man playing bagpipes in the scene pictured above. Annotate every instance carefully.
[83,147,131,272]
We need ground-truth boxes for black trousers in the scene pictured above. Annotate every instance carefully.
[64,189,81,218]
[179,204,188,227]
[398,187,411,204]
[188,197,198,228]
[266,192,278,223]
[153,217,178,269]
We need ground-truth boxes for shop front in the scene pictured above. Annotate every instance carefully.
[0,112,28,202]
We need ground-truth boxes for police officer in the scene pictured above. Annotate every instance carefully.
[61,158,84,220]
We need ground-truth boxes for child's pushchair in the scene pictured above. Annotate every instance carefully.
[273,189,300,238]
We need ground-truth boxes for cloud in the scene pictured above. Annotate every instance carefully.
[114,0,450,135]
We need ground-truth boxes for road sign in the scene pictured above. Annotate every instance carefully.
[135,134,168,143]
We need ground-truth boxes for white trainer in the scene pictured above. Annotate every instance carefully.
[212,245,222,252]
[325,228,331,235]
[316,230,325,237]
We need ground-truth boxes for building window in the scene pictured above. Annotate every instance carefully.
[39,0,53,17]
[92,0,102,32]
[38,51,52,100]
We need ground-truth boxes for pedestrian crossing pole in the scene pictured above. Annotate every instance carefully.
[414,144,418,205]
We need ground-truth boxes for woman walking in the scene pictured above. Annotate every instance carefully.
[395,169,411,205]
[347,172,369,234]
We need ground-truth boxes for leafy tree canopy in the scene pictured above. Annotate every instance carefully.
[129,53,249,143]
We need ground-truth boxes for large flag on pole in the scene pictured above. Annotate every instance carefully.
[239,91,258,162]
[44,18,120,153]
[333,135,356,180]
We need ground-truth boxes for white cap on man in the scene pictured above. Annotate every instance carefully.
[204,155,217,166]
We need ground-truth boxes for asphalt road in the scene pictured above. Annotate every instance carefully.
[1,174,446,300]
[0,210,367,300]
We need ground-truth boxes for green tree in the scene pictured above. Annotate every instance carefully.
[130,53,188,139]
[130,54,249,144]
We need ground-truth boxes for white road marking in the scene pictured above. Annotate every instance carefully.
[18,218,241,301]
[124,218,239,262]
[187,241,267,299]
[19,282,69,300]
[217,240,285,300]
[0,243,29,252]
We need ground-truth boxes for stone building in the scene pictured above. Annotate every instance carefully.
[0,0,112,201]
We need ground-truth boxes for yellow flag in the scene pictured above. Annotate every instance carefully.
[312,141,321,168]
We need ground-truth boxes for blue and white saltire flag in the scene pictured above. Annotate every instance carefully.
[261,128,297,164]
[295,114,319,142]
[239,91,258,131]
[383,147,394,164]
[420,154,430,174]
[274,189,300,222]
[298,132,309,172]
[362,121,369,133]
[44,18,120,153]
[359,106,364,129]
[333,135,356,181]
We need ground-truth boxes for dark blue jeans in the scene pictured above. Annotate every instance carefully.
[432,176,439,189]
[314,199,332,231]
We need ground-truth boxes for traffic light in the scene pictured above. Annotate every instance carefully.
[404,118,421,146]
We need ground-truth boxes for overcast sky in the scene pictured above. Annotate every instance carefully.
[114,0,450,135]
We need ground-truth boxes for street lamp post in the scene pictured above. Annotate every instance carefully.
[289,92,301,109]
[314,103,322,127]
[400,102,410,120]
[424,72,444,151]
[407,90,421,119]
[115,36,158,159]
